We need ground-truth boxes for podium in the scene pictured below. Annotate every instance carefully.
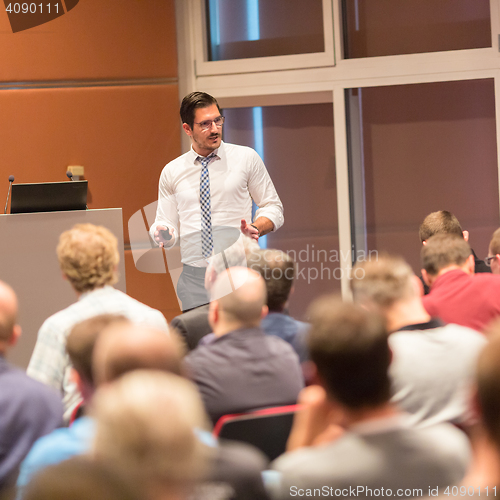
[0,208,126,369]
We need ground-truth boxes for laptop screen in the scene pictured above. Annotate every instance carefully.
[10,181,88,214]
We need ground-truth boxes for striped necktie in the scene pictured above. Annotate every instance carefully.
[198,154,215,258]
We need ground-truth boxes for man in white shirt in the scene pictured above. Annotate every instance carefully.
[150,92,284,311]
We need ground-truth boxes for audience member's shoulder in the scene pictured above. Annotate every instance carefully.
[39,300,84,331]
[439,323,487,342]
[264,333,301,357]
[271,444,320,475]
[270,433,358,477]
[391,322,485,344]
[183,340,218,370]
[105,289,168,327]
[2,363,63,411]
[473,272,500,285]
[411,422,471,464]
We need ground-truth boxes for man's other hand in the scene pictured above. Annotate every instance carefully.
[240,219,259,241]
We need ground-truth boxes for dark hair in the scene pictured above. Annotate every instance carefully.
[421,234,471,276]
[248,249,295,312]
[66,314,129,386]
[419,211,463,243]
[307,296,391,409]
[180,92,221,129]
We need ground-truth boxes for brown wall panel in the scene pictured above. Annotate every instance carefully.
[0,0,177,81]
[0,1,181,367]
[0,83,182,243]
[124,250,181,323]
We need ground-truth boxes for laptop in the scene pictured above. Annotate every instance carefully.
[10,181,88,214]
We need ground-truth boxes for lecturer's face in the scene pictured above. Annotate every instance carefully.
[184,104,223,157]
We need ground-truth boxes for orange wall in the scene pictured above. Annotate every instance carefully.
[0,0,182,321]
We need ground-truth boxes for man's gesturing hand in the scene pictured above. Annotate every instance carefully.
[240,219,259,241]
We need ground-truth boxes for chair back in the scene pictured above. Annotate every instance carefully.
[213,405,301,461]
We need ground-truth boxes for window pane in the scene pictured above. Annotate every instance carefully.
[206,0,324,61]
[343,0,491,58]
[347,79,499,275]
[223,103,338,319]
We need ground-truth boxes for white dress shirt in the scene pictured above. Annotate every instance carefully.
[149,141,284,266]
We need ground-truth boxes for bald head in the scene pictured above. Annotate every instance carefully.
[210,267,267,332]
[0,281,19,345]
[93,324,183,385]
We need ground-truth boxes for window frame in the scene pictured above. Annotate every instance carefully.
[175,0,500,299]
[191,0,335,76]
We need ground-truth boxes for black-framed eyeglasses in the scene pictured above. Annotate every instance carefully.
[194,116,225,131]
[485,255,496,266]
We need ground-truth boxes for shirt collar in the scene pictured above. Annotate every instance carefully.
[397,318,446,331]
[78,285,114,301]
[432,268,469,290]
[188,141,224,164]
[212,326,263,343]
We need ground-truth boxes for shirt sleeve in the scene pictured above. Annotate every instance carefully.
[149,166,180,246]
[247,150,284,231]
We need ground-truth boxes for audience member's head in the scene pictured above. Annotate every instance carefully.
[92,371,210,500]
[476,322,500,448]
[22,457,141,500]
[419,210,466,244]
[248,249,296,312]
[57,224,119,294]
[93,323,184,385]
[208,267,267,334]
[0,281,21,354]
[421,234,473,286]
[307,296,391,410]
[487,228,500,274]
[66,314,130,400]
[351,254,416,312]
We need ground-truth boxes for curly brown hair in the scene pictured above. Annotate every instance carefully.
[57,224,119,293]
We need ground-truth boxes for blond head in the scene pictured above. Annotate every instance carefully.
[351,254,415,310]
[57,224,119,293]
[92,371,210,491]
